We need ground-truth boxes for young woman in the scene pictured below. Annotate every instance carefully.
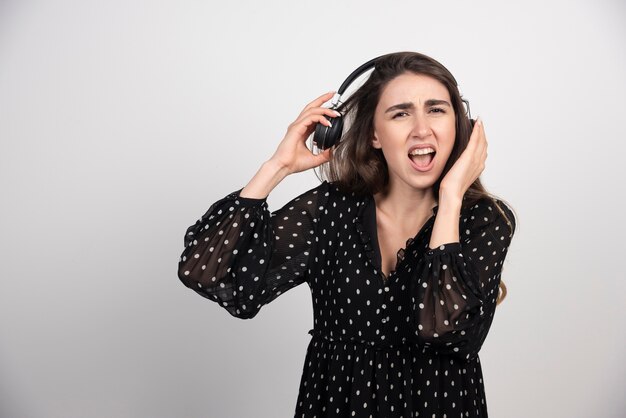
[178,51,517,417]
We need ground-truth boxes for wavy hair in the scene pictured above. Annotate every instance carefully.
[314,51,517,305]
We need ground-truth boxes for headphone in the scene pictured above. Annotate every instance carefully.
[312,54,474,151]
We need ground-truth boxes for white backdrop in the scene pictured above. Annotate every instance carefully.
[1,0,625,417]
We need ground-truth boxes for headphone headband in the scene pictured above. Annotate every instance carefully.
[337,56,382,95]
[329,55,383,109]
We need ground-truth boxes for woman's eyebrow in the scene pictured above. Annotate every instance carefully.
[384,99,451,113]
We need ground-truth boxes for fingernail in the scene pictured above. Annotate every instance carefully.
[334,110,341,117]
[328,120,333,127]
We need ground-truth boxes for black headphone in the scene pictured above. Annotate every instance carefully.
[312,54,474,150]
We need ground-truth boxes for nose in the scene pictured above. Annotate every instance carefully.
[410,113,432,138]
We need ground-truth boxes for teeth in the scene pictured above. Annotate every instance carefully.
[409,148,435,156]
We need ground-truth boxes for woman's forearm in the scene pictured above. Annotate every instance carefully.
[239,159,292,199]
[428,192,462,249]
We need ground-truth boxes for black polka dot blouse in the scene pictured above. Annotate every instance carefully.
[178,180,516,417]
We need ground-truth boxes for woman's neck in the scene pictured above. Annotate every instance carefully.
[373,184,438,228]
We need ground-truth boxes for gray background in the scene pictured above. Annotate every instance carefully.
[1,0,625,417]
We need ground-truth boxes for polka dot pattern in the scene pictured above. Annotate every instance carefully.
[178,180,516,417]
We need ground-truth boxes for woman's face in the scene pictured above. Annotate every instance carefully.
[372,72,456,193]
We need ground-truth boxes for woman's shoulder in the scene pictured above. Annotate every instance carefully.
[466,195,513,216]
[300,180,371,217]
[290,180,332,200]
[323,180,373,210]
[464,195,516,236]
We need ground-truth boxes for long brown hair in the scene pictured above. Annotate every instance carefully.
[314,51,516,305]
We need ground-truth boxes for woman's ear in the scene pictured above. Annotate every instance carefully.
[371,132,382,149]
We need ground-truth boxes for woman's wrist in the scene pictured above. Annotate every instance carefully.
[239,159,291,199]
[438,187,464,207]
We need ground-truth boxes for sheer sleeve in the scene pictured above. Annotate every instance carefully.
[411,198,516,361]
[177,180,330,319]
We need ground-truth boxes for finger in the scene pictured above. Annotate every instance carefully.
[303,91,336,112]
[293,107,339,128]
[475,118,488,144]
[297,106,342,122]
[478,119,487,151]
[474,117,484,139]
[478,120,487,167]
[290,113,334,138]
[466,118,481,150]
[317,147,333,163]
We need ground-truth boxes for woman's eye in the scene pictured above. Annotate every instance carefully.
[429,107,446,114]
[392,112,409,119]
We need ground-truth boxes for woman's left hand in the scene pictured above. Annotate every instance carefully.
[439,118,487,200]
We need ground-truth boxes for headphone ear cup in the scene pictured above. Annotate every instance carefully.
[313,114,344,150]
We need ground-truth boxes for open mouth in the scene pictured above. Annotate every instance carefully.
[408,151,436,168]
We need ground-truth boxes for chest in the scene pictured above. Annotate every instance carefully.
[376,221,426,278]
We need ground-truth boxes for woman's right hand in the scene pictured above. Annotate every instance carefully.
[268,91,340,175]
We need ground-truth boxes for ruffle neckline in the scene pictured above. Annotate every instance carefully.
[353,193,439,281]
